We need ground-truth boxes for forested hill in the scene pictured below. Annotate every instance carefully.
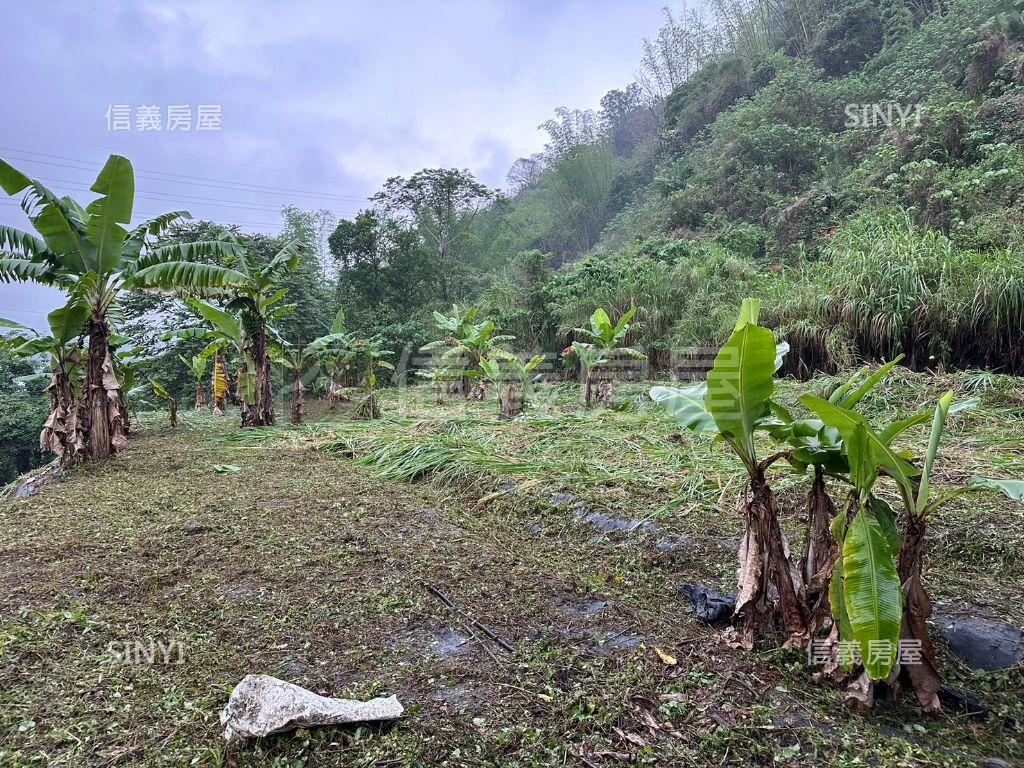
[298,0,1019,380]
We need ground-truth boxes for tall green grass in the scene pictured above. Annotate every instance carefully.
[779,209,1024,374]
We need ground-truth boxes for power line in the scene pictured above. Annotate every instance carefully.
[6,123,345,185]
[0,146,372,203]
[26,174,361,217]
[0,199,284,229]
[0,306,50,316]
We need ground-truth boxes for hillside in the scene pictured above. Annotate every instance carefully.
[469,0,1024,378]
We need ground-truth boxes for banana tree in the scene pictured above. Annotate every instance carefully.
[149,380,178,427]
[480,354,545,418]
[111,339,153,427]
[651,299,804,647]
[179,354,208,408]
[414,362,458,405]
[163,319,231,414]
[805,391,1024,710]
[421,305,513,400]
[766,356,905,637]
[277,313,358,424]
[164,296,290,426]
[0,154,238,459]
[349,337,394,419]
[277,341,320,425]
[0,304,89,466]
[798,397,904,698]
[569,307,646,408]
[305,309,352,405]
[166,299,251,414]
[134,238,303,426]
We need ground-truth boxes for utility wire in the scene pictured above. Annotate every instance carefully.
[0,199,284,229]
[5,123,341,185]
[0,146,372,203]
[25,175,361,217]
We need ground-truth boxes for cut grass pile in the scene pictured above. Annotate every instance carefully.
[1,369,1022,766]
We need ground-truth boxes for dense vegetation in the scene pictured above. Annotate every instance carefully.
[291,0,1024,384]
[7,0,1023,459]
[2,1,1024,762]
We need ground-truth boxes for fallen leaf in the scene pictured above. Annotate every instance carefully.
[613,726,648,747]
[655,647,677,666]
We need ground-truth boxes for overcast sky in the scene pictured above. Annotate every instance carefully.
[0,0,670,327]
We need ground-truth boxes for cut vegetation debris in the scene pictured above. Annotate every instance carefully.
[2,374,1023,766]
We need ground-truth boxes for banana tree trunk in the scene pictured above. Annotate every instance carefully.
[583,369,593,408]
[735,473,807,647]
[355,390,381,419]
[596,378,613,408]
[254,322,275,426]
[327,373,350,405]
[83,319,128,461]
[195,382,207,409]
[468,381,485,401]
[241,316,275,427]
[802,466,838,636]
[499,383,522,418]
[40,362,85,468]
[897,517,942,712]
[290,374,305,425]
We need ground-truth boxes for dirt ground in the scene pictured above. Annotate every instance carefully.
[1,376,1023,766]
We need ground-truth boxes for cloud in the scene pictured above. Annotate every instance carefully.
[0,0,671,316]
[121,0,668,187]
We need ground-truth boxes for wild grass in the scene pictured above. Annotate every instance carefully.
[779,208,1024,373]
[219,368,1024,560]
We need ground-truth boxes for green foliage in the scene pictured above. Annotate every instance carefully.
[651,298,781,473]
[0,355,47,484]
[841,505,903,679]
[704,299,776,469]
[420,305,515,384]
[569,306,646,389]
[783,209,1024,371]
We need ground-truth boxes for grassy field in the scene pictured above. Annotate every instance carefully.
[1,371,1023,767]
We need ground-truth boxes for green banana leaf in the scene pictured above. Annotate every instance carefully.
[843,509,903,680]
[965,477,1024,500]
[650,383,718,434]
[707,319,776,463]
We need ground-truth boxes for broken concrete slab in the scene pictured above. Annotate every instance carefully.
[220,674,403,741]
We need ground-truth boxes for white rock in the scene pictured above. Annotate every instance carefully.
[220,674,404,741]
